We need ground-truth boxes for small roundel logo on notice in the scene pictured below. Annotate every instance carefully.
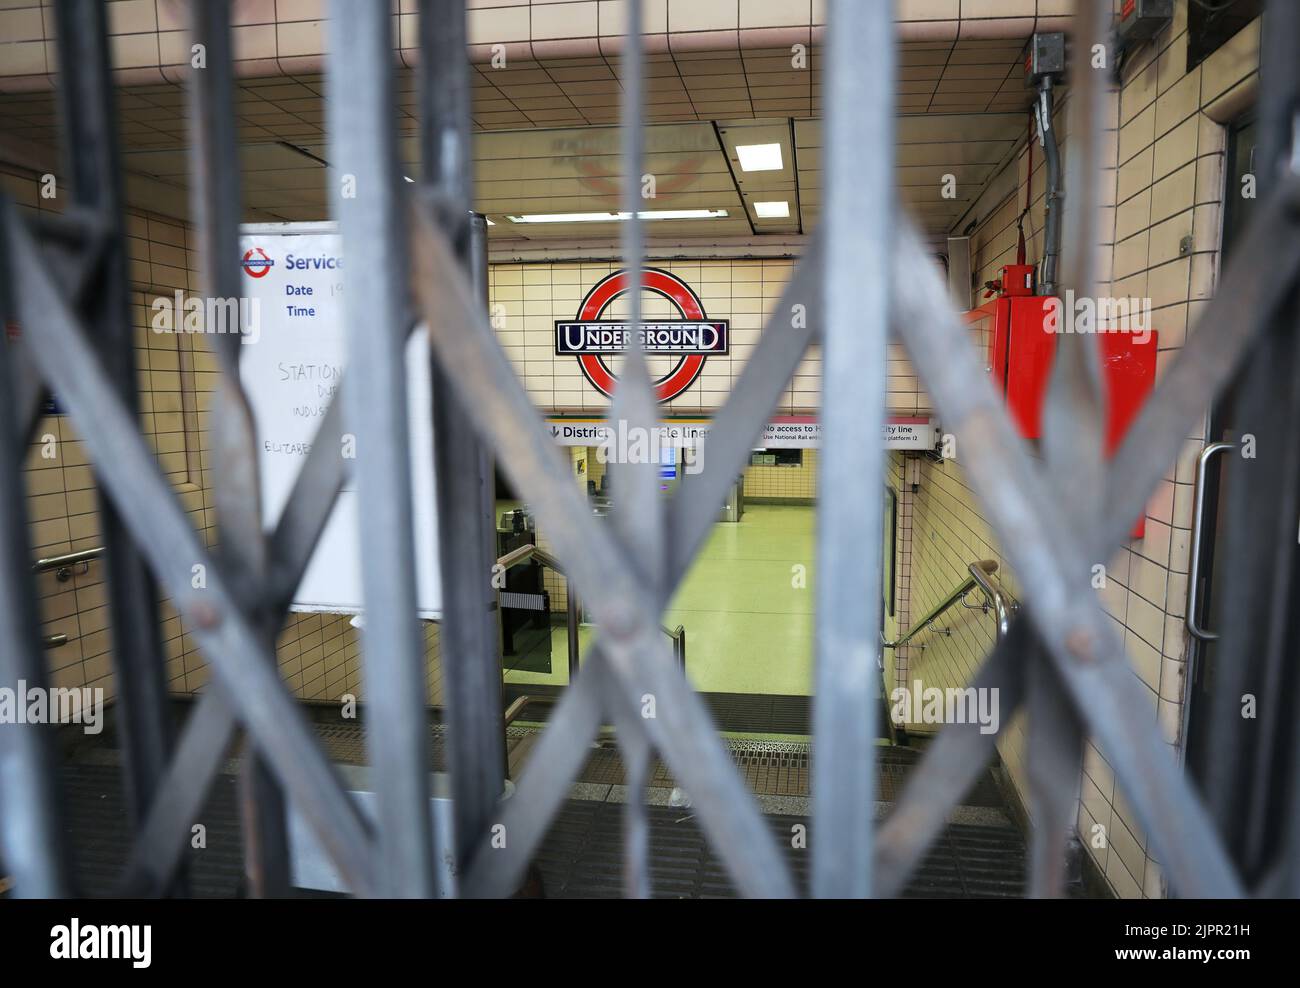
[242,247,274,278]
[554,268,728,403]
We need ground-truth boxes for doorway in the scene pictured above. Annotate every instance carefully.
[1183,112,1255,780]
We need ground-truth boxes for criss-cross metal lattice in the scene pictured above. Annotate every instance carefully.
[2,0,1298,898]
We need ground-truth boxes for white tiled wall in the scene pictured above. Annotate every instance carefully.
[488,256,927,415]
[896,1,1259,898]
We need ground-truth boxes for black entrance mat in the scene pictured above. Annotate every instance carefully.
[532,799,1027,899]
[27,760,1026,900]
[503,683,889,738]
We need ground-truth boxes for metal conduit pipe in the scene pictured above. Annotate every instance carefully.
[1035,77,1064,298]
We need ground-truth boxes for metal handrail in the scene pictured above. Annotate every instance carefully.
[497,542,580,676]
[967,560,1017,643]
[1186,441,1238,642]
[496,543,686,671]
[495,543,537,571]
[504,544,683,640]
[663,624,686,668]
[33,546,103,582]
[881,559,1016,648]
[503,694,543,727]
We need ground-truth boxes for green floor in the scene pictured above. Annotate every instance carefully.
[504,504,815,696]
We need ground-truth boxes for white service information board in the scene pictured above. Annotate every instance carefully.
[239,224,442,618]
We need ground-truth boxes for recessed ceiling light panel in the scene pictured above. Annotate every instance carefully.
[736,143,784,172]
[753,200,790,219]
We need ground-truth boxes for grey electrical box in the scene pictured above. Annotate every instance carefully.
[946,236,972,313]
[1117,0,1173,47]
[1024,32,1066,87]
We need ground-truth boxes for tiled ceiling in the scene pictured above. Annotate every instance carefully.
[796,113,1027,237]
[0,38,1032,144]
[0,39,1034,242]
[470,123,756,238]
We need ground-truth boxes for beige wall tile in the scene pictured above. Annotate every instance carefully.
[668,0,739,32]
[0,6,44,42]
[108,0,158,34]
[275,18,325,57]
[532,1,599,39]
[1154,66,1199,139]
[1153,116,1196,183]
[740,0,812,30]
[1150,161,1195,224]
[1200,17,1259,106]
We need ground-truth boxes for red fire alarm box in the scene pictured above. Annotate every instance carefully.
[965,294,1158,537]
[989,263,1036,298]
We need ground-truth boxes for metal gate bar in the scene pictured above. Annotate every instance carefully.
[328,0,436,898]
[188,0,291,899]
[52,0,178,883]
[419,0,508,870]
[1024,0,1106,900]
[812,0,891,898]
[1203,0,1300,894]
[605,1,657,899]
[1,0,1299,900]
[0,200,70,898]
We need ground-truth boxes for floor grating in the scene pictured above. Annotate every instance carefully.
[64,712,1003,803]
[42,760,1025,900]
[532,801,1027,899]
[540,732,1004,805]
[13,708,1025,898]
[56,762,246,898]
[502,684,868,736]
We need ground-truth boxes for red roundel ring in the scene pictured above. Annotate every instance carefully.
[575,268,708,402]
[243,247,273,279]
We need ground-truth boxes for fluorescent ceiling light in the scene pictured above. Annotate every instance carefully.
[753,200,790,219]
[636,209,728,221]
[507,212,625,224]
[484,217,495,225]
[736,143,783,172]
[506,209,728,224]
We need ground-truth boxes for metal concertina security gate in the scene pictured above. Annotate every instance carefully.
[1,0,1299,899]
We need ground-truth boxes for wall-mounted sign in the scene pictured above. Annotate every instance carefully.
[882,417,939,449]
[238,224,441,618]
[555,268,728,403]
[546,415,939,450]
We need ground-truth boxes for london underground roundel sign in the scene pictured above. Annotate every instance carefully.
[242,247,274,278]
[554,268,728,403]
